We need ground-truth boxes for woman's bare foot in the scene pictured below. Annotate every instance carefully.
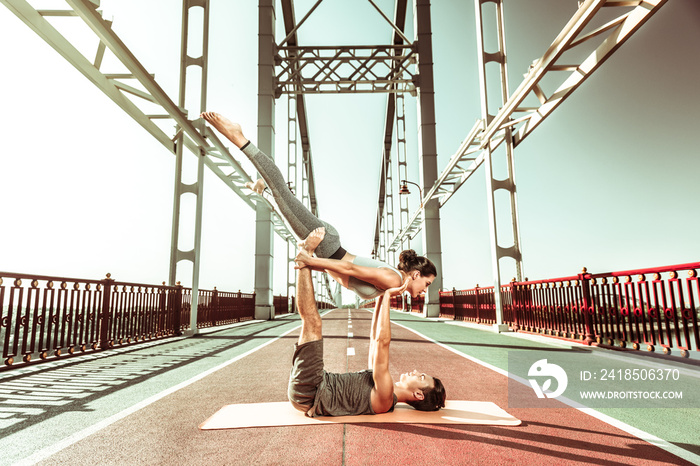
[200,112,249,148]
[298,227,325,254]
[245,178,266,195]
[294,248,313,269]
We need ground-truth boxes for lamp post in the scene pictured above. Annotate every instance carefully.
[399,180,423,208]
[398,180,424,314]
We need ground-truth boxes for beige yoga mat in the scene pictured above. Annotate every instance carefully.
[199,400,521,430]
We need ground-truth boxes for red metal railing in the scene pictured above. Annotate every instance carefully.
[364,294,423,313]
[440,262,700,357]
[274,295,291,316]
[410,295,425,313]
[584,264,699,356]
[281,296,334,314]
[389,295,403,310]
[196,289,256,328]
[440,285,512,324]
[509,275,588,341]
[317,299,334,310]
[0,271,258,368]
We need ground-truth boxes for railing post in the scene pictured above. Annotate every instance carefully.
[511,278,520,331]
[173,282,183,336]
[236,290,241,321]
[212,286,219,325]
[99,273,114,350]
[578,267,596,345]
[475,284,480,323]
[159,282,167,336]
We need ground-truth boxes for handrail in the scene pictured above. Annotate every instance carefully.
[0,271,264,369]
[439,262,699,357]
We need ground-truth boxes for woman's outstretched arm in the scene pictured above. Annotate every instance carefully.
[369,278,409,413]
[367,297,382,370]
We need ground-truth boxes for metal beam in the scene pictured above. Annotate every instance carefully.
[280,0,320,216]
[414,0,443,317]
[276,45,417,95]
[254,0,277,320]
[367,0,411,45]
[373,0,409,259]
[511,0,669,146]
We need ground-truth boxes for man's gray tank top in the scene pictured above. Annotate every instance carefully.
[310,369,398,417]
[347,256,403,300]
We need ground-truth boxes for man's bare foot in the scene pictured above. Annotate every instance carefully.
[245,178,266,195]
[298,227,325,254]
[200,112,249,148]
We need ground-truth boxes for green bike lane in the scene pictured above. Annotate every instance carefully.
[386,310,700,463]
[0,314,305,466]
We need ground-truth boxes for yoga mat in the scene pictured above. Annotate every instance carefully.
[199,400,521,430]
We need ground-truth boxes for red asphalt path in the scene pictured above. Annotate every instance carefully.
[36,309,692,466]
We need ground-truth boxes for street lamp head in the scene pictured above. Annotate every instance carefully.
[399,180,423,208]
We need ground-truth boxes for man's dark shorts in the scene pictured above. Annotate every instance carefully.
[287,339,324,413]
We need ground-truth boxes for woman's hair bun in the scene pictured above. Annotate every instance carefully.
[398,249,418,271]
[397,249,438,277]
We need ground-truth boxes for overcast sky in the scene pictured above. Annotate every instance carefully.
[1,0,698,302]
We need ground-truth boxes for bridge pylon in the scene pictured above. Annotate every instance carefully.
[474,0,524,331]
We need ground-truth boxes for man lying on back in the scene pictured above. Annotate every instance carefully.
[288,228,446,417]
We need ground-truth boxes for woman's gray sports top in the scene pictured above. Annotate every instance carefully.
[347,256,403,300]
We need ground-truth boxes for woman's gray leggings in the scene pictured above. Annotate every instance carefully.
[241,142,344,259]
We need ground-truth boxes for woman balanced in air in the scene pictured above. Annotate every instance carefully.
[200,111,437,301]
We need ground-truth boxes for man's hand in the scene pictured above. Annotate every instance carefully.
[294,248,313,270]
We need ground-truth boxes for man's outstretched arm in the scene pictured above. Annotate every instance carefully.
[295,253,323,346]
[369,280,408,413]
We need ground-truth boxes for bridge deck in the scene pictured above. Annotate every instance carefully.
[1,308,697,465]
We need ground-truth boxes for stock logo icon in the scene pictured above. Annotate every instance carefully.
[528,359,568,399]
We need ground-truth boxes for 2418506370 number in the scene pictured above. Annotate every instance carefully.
[598,368,680,381]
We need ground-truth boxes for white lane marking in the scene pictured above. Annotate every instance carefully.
[14,315,316,466]
[347,347,355,356]
[366,309,700,466]
[348,332,354,338]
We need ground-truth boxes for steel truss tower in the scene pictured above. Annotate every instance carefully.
[276,0,443,315]
[474,0,523,331]
[168,0,209,334]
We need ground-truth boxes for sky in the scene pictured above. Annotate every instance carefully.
[0,0,698,304]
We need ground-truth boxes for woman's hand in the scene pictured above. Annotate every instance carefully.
[384,277,410,297]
